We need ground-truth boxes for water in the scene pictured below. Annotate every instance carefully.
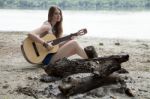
[0,9,150,39]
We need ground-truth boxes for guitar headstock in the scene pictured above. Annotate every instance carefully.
[70,28,87,38]
[77,28,87,36]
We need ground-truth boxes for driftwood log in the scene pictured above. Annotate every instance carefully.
[43,54,129,78]
[58,73,134,96]
[42,46,130,96]
[84,45,98,58]
[43,46,129,78]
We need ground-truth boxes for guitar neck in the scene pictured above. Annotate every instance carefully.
[47,28,87,46]
[50,34,76,45]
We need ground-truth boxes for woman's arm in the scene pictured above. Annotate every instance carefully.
[28,24,52,45]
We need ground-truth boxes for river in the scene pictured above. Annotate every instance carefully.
[0,9,150,39]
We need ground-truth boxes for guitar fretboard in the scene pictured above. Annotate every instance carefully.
[49,33,77,46]
[47,28,87,46]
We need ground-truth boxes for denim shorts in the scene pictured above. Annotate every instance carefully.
[42,53,55,65]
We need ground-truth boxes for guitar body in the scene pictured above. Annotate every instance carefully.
[21,33,59,64]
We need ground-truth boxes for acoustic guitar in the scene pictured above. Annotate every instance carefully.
[21,29,87,64]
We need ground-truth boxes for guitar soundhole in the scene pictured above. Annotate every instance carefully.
[32,42,40,57]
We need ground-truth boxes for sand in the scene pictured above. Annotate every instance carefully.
[0,31,150,99]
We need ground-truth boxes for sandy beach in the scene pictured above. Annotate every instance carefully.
[0,31,150,99]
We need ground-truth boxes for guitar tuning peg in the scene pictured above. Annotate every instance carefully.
[83,29,87,33]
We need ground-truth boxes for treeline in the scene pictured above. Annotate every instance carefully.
[0,0,150,10]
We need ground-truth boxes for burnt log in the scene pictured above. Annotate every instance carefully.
[84,45,98,58]
[58,73,134,97]
[43,54,129,78]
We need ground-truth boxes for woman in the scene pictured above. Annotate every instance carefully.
[28,6,88,65]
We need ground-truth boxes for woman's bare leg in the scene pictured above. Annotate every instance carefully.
[50,40,88,64]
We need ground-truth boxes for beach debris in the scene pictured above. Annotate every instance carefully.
[115,68,129,74]
[115,42,120,46]
[16,86,38,99]
[146,59,150,62]
[27,76,38,80]
[140,43,149,49]
[84,45,98,58]
[42,85,62,97]
[40,74,61,82]
[125,88,135,97]
[99,42,104,46]
[2,84,9,89]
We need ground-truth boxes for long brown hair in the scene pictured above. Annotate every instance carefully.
[48,6,63,38]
